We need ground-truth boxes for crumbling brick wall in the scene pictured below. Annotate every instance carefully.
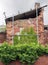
[44,30,48,44]
[0,32,6,43]
[6,9,45,44]
[6,2,48,44]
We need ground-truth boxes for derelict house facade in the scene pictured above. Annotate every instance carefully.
[5,3,47,44]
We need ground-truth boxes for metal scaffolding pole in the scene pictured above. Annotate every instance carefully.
[12,16,14,44]
[3,12,6,19]
[36,5,39,43]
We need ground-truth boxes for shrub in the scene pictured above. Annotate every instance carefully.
[0,42,48,65]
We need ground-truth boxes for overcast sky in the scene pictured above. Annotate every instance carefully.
[0,0,48,25]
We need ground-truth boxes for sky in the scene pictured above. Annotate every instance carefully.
[0,0,48,25]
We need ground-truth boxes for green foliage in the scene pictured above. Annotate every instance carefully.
[0,42,48,65]
[14,27,37,45]
[0,27,48,65]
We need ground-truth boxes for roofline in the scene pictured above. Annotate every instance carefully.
[5,5,47,22]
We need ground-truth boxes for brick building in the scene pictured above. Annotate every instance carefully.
[5,3,48,44]
[0,25,6,43]
[0,32,6,43]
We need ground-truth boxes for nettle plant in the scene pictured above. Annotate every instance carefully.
[14,27,37,45]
